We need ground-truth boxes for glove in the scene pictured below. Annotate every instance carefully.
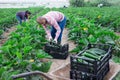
[53,39,57,43]
[26,19,28,22]
[48,36,52,41]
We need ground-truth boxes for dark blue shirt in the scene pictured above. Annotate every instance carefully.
[16,11,28,20]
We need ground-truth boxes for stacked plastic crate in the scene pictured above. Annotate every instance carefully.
[44,41,69,59]
[70,44,112,80]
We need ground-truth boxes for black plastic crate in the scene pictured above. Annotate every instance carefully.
[70,44,112,75]
[70,61,110,80]
[44,42,69,59]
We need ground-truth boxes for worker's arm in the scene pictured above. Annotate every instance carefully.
[50,18,61,42]
[42,24,52,40]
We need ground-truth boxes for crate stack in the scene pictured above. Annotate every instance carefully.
[70,44,112,80]
[44,41,69,59]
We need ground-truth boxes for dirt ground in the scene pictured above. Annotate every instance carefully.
[0,27,16,46]
[116,32,120,36]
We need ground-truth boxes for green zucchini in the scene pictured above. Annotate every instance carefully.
[86,48,106,55]
[77,58,82,62]
[82,52,101,60]
[85,50,104,60]
[77,57,93,66]
[80,56,95,63]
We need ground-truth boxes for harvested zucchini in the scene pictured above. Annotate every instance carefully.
[86,48,106,55]
[82,52,101,60]
[78,56,95,63]
[77,58,93,66]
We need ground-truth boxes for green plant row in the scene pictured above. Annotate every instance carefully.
[0,8,52,80]
[61,7,120,32]
[53,7,120,58]
[0,7,43,36]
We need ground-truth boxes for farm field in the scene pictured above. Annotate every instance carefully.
[0,6,120,80]
[0,7,43,37]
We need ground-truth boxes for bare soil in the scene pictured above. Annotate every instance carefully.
[0,27,16,46]
[104,61,120,80]
[116,32,120,36]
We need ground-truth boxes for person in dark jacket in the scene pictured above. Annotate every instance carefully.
[16,10,31,24]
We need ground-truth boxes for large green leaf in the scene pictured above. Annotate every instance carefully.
[104,36,115,44]
[38,61,52,72]
[16,51,22,60]
[36,50,52,59]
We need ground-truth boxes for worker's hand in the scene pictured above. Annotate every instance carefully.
[26,19,28,22]
[48,36,52,41]
[53,39,57,43]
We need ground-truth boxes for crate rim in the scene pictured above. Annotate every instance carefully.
[75,43,112,57]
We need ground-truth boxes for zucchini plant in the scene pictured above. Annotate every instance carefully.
[0,8,52,80]
[63,9,120,57]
